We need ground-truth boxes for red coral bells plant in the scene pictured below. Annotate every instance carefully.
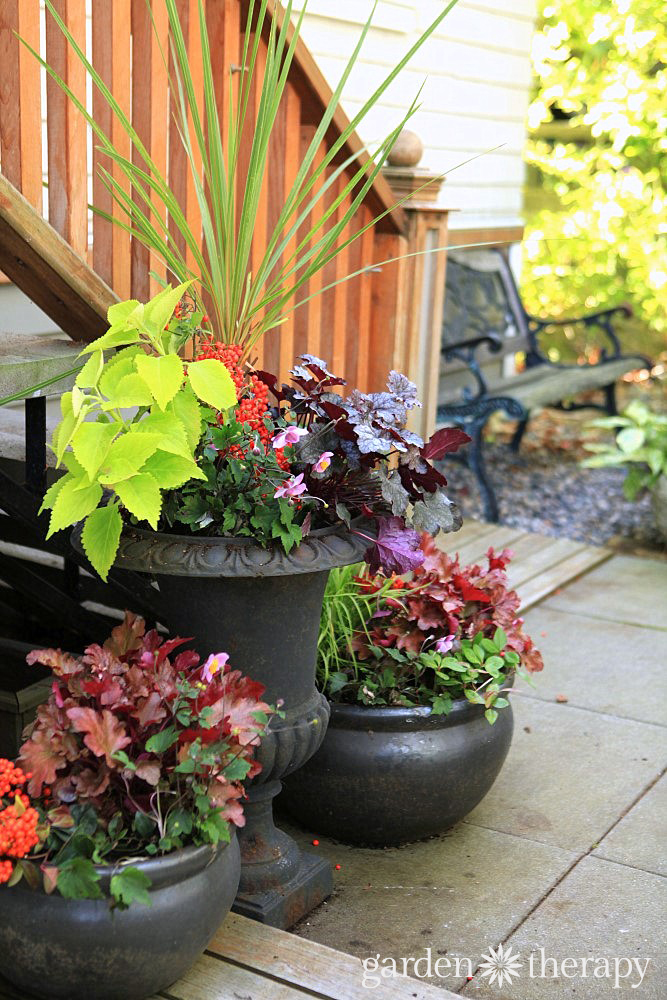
[5,612,272,906]
[317,536,543,724]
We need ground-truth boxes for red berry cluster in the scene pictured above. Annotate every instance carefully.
[196,341,289,471]
[0,760,40,884]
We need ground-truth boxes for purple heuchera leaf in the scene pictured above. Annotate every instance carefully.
[364,516,425,575]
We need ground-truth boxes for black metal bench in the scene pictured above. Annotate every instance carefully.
[436,248,651,521]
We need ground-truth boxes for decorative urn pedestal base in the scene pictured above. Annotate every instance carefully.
[103,523,370,929]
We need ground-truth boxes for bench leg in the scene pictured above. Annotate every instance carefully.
[604,382,618,417]
[469,422,500,522]
[510,415,529,453]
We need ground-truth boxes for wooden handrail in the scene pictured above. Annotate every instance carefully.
[0,173,115,343]
[0,0,433,390]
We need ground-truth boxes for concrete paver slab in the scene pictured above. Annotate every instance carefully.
[593,774,667,877]
[465,696,667,852]
[519,606,667,725]
[543,555,667,630]
[287,821,577,992]
[463,856,666,999]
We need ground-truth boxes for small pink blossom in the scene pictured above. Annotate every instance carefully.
[312,450,333,474]
[202,652,229,684]
[271,426,309,450]
[435,635,456,654]
[274,473,307,500]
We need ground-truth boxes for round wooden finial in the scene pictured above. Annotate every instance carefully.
[387,130,424,168]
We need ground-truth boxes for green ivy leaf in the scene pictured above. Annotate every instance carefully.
[187,359,237,412]
[72,421,118,479]
[46,475,103,538]
[134,353,184,410]
[484,708,498,725]
[141,451,205,489]
[116,472,162,529]
[493,627,507,648]
[99,433,163,484]
[145,727,178,753]
[56,858,104,900]
[109,866,152,909]
[80,503,123,581]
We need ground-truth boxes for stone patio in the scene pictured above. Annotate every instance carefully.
[284,551,667,997]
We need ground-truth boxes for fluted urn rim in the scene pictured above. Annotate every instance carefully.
[73,518,374,578]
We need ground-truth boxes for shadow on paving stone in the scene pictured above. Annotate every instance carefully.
[445,443,664,551]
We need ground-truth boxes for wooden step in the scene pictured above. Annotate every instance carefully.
[155,913,455,999]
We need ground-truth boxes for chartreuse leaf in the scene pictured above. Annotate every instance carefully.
[99,433,163,484]
[116,472,162,528]
[52,391,86,463]
[167,382,203,450]
[142,450,205,488]
[131,412,191,459]
[134,353,184,410]
[46,475,103,538]
[98,346,143,398]
[186,359,237,412]
[109,866,152,909]
[71,421,118,479]
[142,280,193,335]
[56,858,104,900]
[75,351,104,389]
[101,373,154,409]
[78,325,143,356]
[39,474,67,514]
[80,502,123,581]
[107,299,142,327]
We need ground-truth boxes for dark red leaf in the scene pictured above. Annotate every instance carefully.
[421,427,471,461]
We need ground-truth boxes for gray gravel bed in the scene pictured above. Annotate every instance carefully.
[444,444,664,550]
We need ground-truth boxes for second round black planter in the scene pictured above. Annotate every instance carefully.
[280,697,514,846]
[99,522,371,929]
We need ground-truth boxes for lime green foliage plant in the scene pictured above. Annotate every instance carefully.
[30,0,458,355]
[523,0,666,362]
[582,401,667,499]
[40,283,236,580]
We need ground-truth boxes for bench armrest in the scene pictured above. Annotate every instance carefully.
[527,305,634,362]
[441,331,503,357]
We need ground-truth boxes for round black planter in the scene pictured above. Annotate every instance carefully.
[0,836,240,1000]
[280,697,514,846]
[86,521,371,929]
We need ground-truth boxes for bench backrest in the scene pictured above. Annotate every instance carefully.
[443,248,531,359]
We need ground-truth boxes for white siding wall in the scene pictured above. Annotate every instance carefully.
[293,0,537,230]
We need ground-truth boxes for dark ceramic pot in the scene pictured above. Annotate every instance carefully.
[0,836,240,1000]
[280,697,514,846]
[83,521,371,928]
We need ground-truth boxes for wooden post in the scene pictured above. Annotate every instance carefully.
[383,131,449,440]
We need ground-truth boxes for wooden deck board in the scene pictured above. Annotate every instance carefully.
[439,519,612,613]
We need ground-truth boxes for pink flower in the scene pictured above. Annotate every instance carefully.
[435,635,456,654]
[274,473,307,499]
[202,652,229,684]
[271,426,309,450]
[313,450,333,474]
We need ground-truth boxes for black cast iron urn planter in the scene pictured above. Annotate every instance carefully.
[280,697,514,846]
[98,521,371,929]
[0,837,240,1000]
